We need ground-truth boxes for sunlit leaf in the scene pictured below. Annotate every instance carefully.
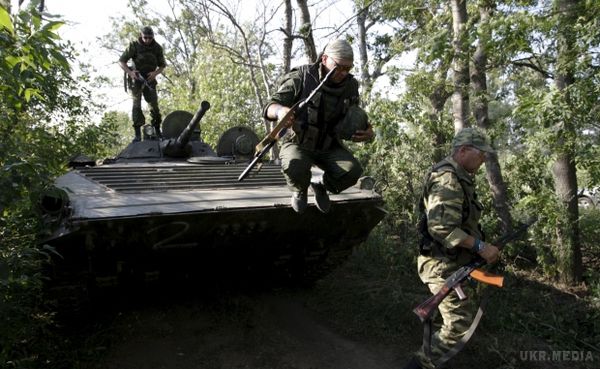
[42,21,64,33]
[0,6,14,34]
[4,55,19,68]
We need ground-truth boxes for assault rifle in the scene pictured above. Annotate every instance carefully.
[124,67,155,92]
[134,71,155,91]
[413,218,537,322]
[237,66,338,182]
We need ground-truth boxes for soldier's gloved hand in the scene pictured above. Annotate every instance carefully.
[351,124,374,142]
[479,243,500,264]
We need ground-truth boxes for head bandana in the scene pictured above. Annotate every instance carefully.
[324,39,354,61]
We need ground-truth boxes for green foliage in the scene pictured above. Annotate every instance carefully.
[0,5,124,367]
[361,99,435,230]
[579,208,600,301]
[96,110,134,156]
[373,0,600,284]
[0,4,75,119]
[164,45,265,147]
[309,226,600,369]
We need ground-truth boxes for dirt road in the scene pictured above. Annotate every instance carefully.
[89,286,405,369]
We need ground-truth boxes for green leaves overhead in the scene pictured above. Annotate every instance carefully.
[0,5,14,34]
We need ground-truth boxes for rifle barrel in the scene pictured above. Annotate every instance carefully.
[237,141,274,181]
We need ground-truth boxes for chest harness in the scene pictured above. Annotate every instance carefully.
[291,64,358,151]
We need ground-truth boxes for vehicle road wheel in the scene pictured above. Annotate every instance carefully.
[578,196,594,209]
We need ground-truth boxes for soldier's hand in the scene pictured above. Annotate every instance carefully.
[351,124,374,142]
[277,106,295,128]
[147,71,159,81]
[479,243,500,264]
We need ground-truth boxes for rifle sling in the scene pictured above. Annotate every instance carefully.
[422,288,489,368]
[423,317,432,358]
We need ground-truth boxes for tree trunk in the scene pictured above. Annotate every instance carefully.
[296,0,317,62]
[357,5,371,95]
[551,0,583,284]
[471,0,513,234]
[282,0,293,74]
[450,0,470,132]
[428,68,452,163]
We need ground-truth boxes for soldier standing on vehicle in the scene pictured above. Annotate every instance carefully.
[403,128,500,369]
[118,26,166,141]
[262,39,374,214]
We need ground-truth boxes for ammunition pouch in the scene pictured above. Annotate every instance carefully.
[417,213,435,256]
[294,124,335,151]
[292,90,336,151]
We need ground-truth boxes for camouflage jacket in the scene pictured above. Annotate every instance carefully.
[421,156,484,261]
[119,38,166,75]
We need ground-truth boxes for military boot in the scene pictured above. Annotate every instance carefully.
[132,126,141,142]
[153,124,162,139]
[310,181,331,213]
[291,191,308,214]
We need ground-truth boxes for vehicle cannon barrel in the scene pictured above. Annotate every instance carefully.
[161,101,211,157]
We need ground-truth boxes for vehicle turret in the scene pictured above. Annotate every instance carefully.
[161,101,210,157]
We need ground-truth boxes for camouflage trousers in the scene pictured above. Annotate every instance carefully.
[279,141,362,194]
[130,81,161,128]
[414,254,480,369]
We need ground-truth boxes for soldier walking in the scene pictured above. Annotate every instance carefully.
[404,128,500,369]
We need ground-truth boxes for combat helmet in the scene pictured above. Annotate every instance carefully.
[336,105,368,140]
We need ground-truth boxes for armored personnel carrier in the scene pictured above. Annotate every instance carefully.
[39,101,386,299]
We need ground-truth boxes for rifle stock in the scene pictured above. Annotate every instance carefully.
[238,66,338,182]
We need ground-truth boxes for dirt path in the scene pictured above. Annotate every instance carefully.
[90,287,404,369]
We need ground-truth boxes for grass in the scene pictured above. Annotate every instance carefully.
[3,210,600,369]
[305,219,600,369]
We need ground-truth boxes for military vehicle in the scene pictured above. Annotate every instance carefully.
[578,187,600,209]
[38,101,386,302]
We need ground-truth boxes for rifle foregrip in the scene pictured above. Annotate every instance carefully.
[470,269,504,288]
[256,136,275,152]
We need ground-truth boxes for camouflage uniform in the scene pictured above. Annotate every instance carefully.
[119,37,166,129]
[414,156,484,369]
[263,62,364,194]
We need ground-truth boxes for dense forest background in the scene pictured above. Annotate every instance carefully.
[1,0,599,367]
